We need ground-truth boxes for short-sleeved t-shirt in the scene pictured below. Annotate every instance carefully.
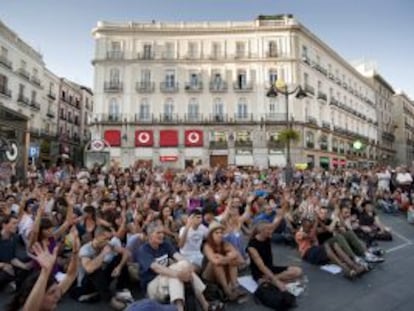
[247,237,273,281]
[317,218,333,245]
[179,224,208,255]
[136,241,176,289]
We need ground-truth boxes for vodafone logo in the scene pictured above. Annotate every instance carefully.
[138,132,150,144]
[188,132,200,144]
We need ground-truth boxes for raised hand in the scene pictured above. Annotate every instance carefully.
[29,242,58,273]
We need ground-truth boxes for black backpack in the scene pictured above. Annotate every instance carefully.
[254,282,296,310]
[184,281,197,311]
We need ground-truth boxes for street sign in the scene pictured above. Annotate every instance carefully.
[29,146,40,158]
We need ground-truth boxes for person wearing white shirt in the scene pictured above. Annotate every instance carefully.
[377,167,391,192]
[178,209,208,271]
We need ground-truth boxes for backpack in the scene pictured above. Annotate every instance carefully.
[203,282,226,302]
[254,282,296,311]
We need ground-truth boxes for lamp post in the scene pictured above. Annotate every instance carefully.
[266,79,307,185]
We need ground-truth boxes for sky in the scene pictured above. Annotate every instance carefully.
[0,0,413,98]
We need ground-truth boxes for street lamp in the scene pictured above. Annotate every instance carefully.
[266,79,307,185]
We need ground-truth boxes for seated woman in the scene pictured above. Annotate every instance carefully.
[295,217,365,279]
[247,220,303,292]
[6,228,79,311]
[202,222,247,302]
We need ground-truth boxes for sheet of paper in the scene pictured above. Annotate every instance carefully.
[238,275,258,293]
[320,264,342,274]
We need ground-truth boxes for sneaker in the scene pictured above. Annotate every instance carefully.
[78,292,100,303]
[286,282,304,297]
[110,296,126,310]
[5,281,16,293]
[368,247,385,257]
[355,257,370,271]
[115,289,134,303]
[364,253,385,263]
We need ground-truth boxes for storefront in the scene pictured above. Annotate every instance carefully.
[0,106,28,182]
[235,150,254,167]
[319,156,330,170]
[268,150,286,168]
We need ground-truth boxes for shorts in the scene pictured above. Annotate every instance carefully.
[304,246,329,265]
[253,265,288,281]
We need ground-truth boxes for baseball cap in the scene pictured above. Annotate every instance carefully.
[125,299,177,311]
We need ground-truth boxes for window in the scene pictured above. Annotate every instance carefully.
[164,42,174,59]
[237,98,248,119]
[143,44,152,59]
[236,70,247,88]
[111,41,121,52]
[189,72,199,87]
[20,60,26,69]
[33,68,38,78]
[0,74,7,92]
[164,98,174,120]
[109,68,120,84]
[269,69,278,85]
[188,98,199,119]
[188,42,198,58]
[212,72,222,85]
[139,98,150,120]
[165,70,175,88]
[302,45,308,58]
[268,41,277,57]
[304,73,309,86]
[31,90,36,102]
[235,42,245,58]
[211,42,221,58]
[18,84,24,96]
[213,98,224,119]
[141,69,151,82]
[1,46,7,57]
[109,98,119,120]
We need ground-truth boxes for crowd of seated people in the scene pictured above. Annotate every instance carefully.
[1,162,411,311]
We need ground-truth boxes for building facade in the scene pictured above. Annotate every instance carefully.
[0,19,92,171]
[91,15,378,169]
[392,92,414,165]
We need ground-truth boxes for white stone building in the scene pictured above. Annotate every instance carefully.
[0,19,92,171]
[91,15,378,169]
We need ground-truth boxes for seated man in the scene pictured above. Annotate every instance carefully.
[0,215,31,290]
[74,226,132,308]
[178,209,208,272]
[136,222,222,311]
[247,219,303,292]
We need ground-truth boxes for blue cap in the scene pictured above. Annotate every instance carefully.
[125,299,178,311]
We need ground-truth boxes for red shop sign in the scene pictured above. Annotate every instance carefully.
[160,156,178,162]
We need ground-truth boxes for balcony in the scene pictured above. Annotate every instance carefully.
[134,113,153,123]
[317,91,327,102]
[265,113,286,122]
[184,82,203,93]
[138,52,155,60]
[60,114,67,120]
[267,139,284,149]
[106,51,124,60]
[235,139,253,148]
[306,141,315,149]
[266,51,278,58]
[17,94,30,106]
[160,82,179,93]
[46,110,55,118]
[322,121,331,129]
[209,81,228,93]
[209,140,228,149]
[328,73,335,81]
[234,113,253,122]
[207,113,228,123]
[104,81,123,93]
[67,117,73,124]
[160,113,179,123]
[306,116,318,126]
[0,55,12,70]
[382,131,395,141]
[30,100,40,110]
[183,114,202,123]
[304,84,315,95]
[0,87,11,98]
[47,92,56,100]
[330,97,339,106]
[136,81,155,93]
[31,76,42,87]
[98,114,123,123]
[17,68,30,80]
[233,82,254,92]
